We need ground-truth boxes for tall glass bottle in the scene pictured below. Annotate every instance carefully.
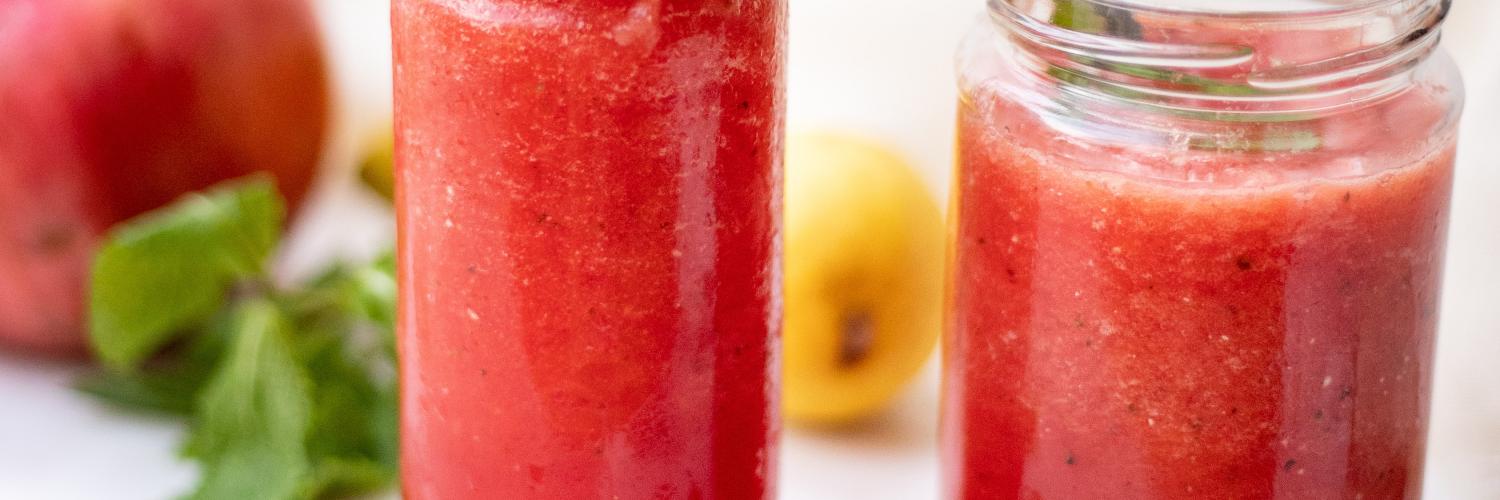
[393,1,786,498]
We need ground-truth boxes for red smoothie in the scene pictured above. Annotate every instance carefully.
[392,1,785,498]
[944,3,1461,498]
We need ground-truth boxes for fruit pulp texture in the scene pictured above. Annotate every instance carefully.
[944,84,1455,499]
[393,1,785,499]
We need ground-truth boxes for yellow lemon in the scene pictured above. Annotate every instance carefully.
[783,132,944,426]
[359,124,396,201]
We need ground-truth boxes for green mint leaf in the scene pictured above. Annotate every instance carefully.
[1095,60,1263,97]
[1050,0,1109,33]
[1050,0,1141,37]
[296,320,398,488]
[1048,1,1273,99]
[184,299,311,500]
[352,255,397,331]
[1045,2,1325,152]
[78,312,234,415]
[1261,129,1323,152]
[89,176,284,371]
[303,457,394,498]
[189,443,307,500]
[293,254,400,490]
[75,370,201,416]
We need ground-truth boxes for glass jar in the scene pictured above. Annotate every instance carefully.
[943,0,1461,498]
[392,1,785,498]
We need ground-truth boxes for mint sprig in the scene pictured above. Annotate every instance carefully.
[183,299,312,500]
[1046,0,1324,152]
[89,177,282,371]
[81,177,398,500]
[1048,0,1253,98]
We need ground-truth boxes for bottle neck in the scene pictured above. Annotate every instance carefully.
[988,0,1451,122]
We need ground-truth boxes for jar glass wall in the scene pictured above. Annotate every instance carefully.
[943,0,1462,498]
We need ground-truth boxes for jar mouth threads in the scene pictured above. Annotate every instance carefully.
[1071,0,1410,19]
[986,0,1451,117]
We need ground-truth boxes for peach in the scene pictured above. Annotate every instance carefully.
[0,0,327,355]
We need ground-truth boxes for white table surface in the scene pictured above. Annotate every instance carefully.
[2,1,1497,499]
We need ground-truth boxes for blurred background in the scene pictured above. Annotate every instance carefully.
[1,0,1496,499]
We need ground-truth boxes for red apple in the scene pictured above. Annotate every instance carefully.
[0,0,327,355]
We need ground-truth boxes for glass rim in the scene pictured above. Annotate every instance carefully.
[984,0,1451,100]
[1070,0,1416,20]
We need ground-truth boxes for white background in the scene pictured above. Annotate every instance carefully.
[1,1,1496,499]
